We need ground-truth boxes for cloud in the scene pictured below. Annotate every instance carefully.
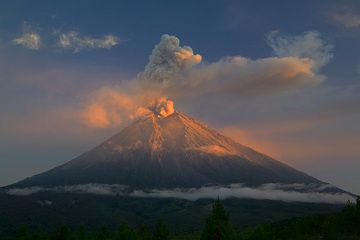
[13,32,41,50]
[332,12,360,28]
[2,32,336,135]
[5,184,128,196]
[57,31,119,52]
[327,5,360,29]
[266,31,333,70]
[140,33,328,97]
[81,87,137,128]
[148,97,175,118]
[5,183,355,204]
[177,56,323,98]
[37,200,52,206]
[132,184,354,204]
[139,34,202,84]
[74,33,331,129]
[7,32,332,130]
[79,86,176,128]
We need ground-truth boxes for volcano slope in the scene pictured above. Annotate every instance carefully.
[1,111,354,236]
[12,111,323,189]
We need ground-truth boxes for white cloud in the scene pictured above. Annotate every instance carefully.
[58,31,119,52]
[5,183,355,204]
[13,32,41,50]
[6,184,127,196]
[132,184,354,204]
[266,31,333,70]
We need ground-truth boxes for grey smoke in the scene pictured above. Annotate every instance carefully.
[136,32,331,102]
[5,183,355,204]
[139,34,202,85]
[176,56,324,98]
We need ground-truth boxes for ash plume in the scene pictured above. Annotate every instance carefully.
[78,32,332,129]
[139,34,202,85]
[148,97,175,118]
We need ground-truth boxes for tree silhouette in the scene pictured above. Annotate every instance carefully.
[201,199,236,240]
[152,221,169,240]
[138,224,151,240]
[96,225,110,240]
[53,226,72,240]
[15,224,30,240]
[115,222,139,240]
[31,225,47,240]
[75,225,88,240]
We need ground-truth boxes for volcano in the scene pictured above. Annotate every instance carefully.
[13,111,322,189]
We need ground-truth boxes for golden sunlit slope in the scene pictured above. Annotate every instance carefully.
[11,111,323,189]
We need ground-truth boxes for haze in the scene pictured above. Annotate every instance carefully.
[0,0,359,194]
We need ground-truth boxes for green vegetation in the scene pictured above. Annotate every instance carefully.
[4,221,167,240]
[239,198,360,240]
[2,197,360,240]
[201,199,236,240]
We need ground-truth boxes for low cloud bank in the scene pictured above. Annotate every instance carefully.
[5,183,355,204]
[5,184,127,196]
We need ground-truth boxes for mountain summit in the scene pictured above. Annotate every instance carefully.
[14,111,321,188]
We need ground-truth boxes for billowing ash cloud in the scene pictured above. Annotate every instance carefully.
[80,85,175,128]
[81,87,138,128]
[139,34,202,85]
[266,31,333,70]
[58,31,119,52]
[5,183,355,204]
[78,32,332,129]
[148,97,175,118]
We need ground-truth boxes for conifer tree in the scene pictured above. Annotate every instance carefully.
[201,199,237,240]
[15,224,30,240]
[152,221,169,240]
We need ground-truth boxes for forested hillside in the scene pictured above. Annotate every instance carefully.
[2,197,359,240]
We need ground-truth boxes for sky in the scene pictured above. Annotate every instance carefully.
[0,0,360,194]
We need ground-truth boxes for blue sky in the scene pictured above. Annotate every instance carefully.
[1,0,360,193]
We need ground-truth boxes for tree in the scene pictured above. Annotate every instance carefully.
[31,225,48,240]
[15,224,30,240]
[152,221,169,240]
[138,224,151,240]
[75,225,88,240]
[53,226,73,240]
[115,222,139,240]
[97,225,110,240]
[201,199,237,240]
